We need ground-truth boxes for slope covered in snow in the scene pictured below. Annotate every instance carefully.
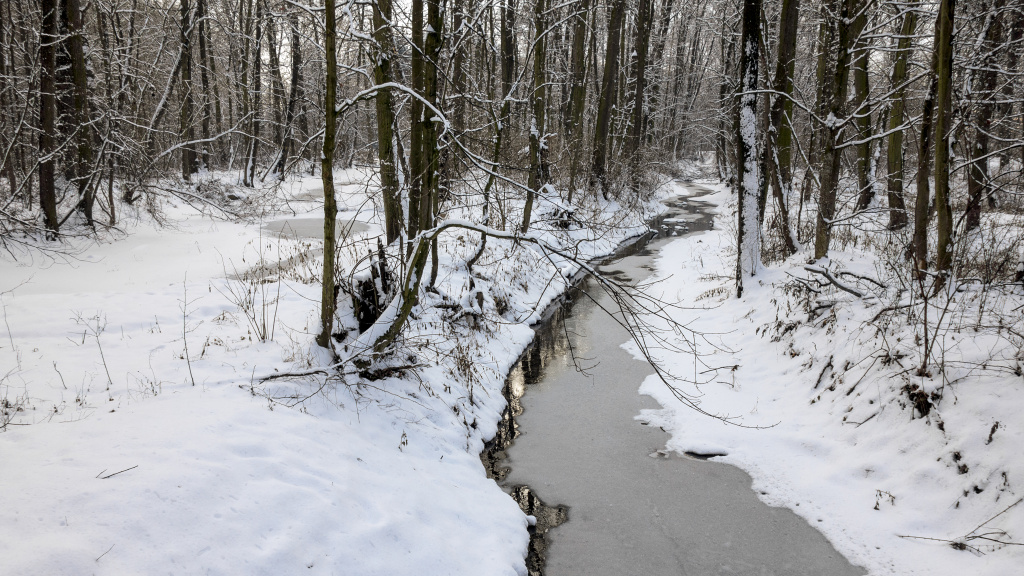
[0,170,660,575]
[634,182,1024,576]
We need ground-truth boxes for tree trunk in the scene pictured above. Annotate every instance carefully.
[421,0,441,235]
[272,10,303,179]
[317,0,339,349]
[884,6,916,230]
[0,0,14,202]
[736,0,762,297]
[966,0,1003,231]
[646,0,677,148]
[565,0,591,199]
[523,0,547,232]
[407,0,425,242]
[802,9,832,202]
[40,0,60,235]
[813,0,856,260]
[423,0,443,286]
[627,0,653,190]
[180,0,198,182]
[998,10,1022,174]
[265,3,286,148]
[482,0,516,227]
[934,0,956,274]
[243,0,263,187]
[717,13,735,180]
[64,0,97,224]
[590,0,627,197]
[913,66,938,276]
[197,0,213,170]
[452,0,467,136]
[766,0,800,255]
[851,3,873,210]
[371,0,402,243]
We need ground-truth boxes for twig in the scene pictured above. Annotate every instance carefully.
[53,362,67,389]
[257,368,330,382]
[95,544,115,562]
[836,270,886,289]
[97,465,138,479]
[181,275,196,387]
[966,497,1024,537]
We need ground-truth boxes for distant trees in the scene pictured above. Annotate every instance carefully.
[720,0,1024,297]
[2,0,1024,341]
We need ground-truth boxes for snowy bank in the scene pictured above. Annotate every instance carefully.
[634,182,1024,576]
[0,171,665,575]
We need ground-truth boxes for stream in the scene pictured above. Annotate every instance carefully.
[484,184,866,576]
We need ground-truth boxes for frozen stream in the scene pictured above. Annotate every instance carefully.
[486,185,866,576]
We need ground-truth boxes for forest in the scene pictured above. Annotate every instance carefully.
[2,0,1023,289]
[2,0,1024,574]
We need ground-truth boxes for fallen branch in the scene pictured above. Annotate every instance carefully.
[898,497,1024,555]
[331,219,757,426]
[804,265,875,300]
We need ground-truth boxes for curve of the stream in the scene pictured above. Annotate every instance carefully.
[485,184,866,576]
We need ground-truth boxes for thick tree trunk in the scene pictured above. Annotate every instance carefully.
[65,0,97,224]
[736,0,762,297]
[565,0,591,199]
[523,0,547,233]
[590,0,627,197]
[371,0,402,243]
[766,0,800,256]
[627,0,653,190]
[421,0,441,236]
[966,0,1003,231]
[813,0,856,260]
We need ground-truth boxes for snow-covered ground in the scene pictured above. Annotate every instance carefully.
[8,167,1017,576]
[636,182,1024,576]
[0,169,660,575]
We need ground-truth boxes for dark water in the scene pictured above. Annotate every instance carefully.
[483,185,865,576]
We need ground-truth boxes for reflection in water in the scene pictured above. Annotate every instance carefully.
[511,486,570,576]
[481,189,715,575]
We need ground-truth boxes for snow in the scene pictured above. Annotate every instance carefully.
[11,160,1016,575]
[633,181,1024,576]
[0,169,661,575]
